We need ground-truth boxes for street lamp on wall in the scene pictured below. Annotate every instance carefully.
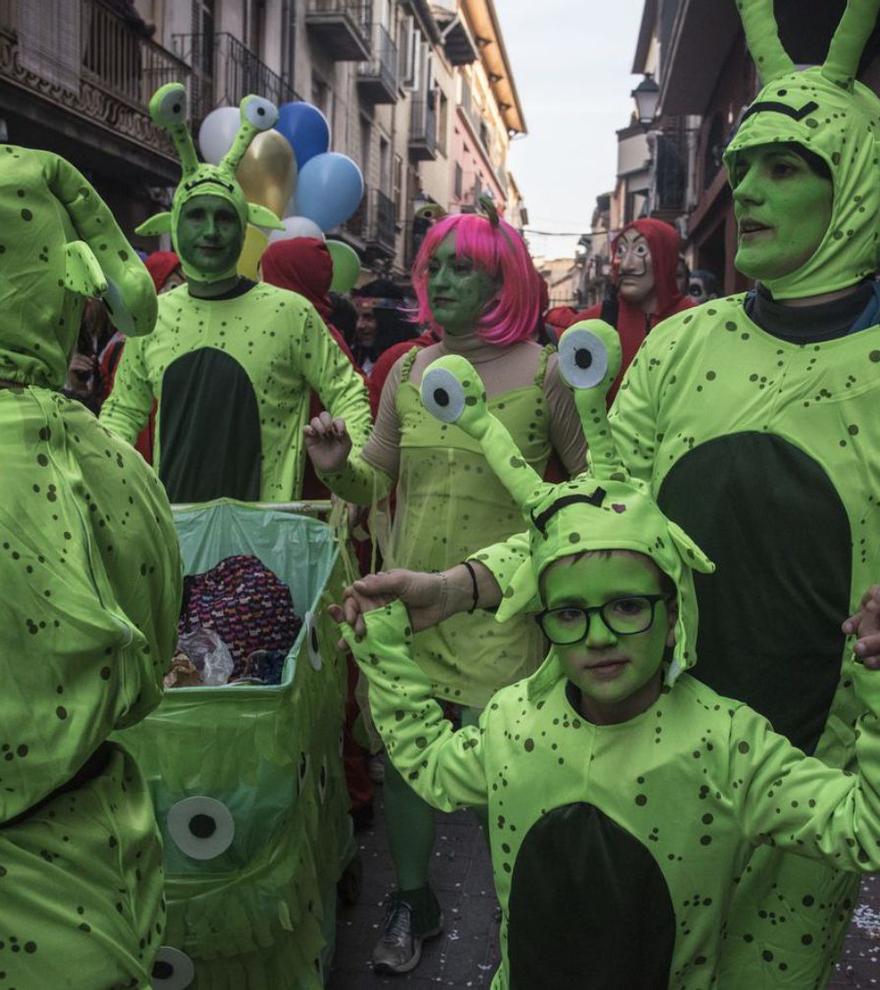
[631,72,660,130]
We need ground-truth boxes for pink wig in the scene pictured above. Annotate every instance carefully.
[412,213,539,346]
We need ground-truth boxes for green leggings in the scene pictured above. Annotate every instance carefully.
[383,706,488,892]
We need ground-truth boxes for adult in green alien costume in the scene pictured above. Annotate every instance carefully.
[335,321,880,989]
[305,208,585,972]
[100,83,371,503]
[0,146,182,988]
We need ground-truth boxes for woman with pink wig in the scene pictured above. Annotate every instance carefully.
[304,211,585,974]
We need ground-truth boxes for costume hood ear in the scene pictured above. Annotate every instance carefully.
[668,522,715,576]
[135,212,173,237]
[247,202,285,230]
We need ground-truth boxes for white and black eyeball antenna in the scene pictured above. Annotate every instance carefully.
[420,355,488,438]
[151,947,195,990]
[558,320,628,482]
[421,354,549,519]
[241,95,278,132]
[558,320,621,394]
[220,94,280,175]
[148,83,199,176]
[166,796,235,861]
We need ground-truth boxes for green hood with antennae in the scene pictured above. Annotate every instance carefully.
[419,320,714,686]
[136,83,285,283]
[724,0,880,299]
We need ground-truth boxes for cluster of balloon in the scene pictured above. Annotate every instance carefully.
[197,100,364,286]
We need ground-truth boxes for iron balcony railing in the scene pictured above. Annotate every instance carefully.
[410,93,437,158]
[172,32,300,126]
[357,22,398,99]
[305,0,370,60]
[344,187,396,254]
[0,0,189,160]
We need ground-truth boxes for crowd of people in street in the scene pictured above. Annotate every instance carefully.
[8,0,880,987]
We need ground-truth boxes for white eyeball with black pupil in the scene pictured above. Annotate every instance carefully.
[305,611,322,671]
[421,367,466,424]
[167,796,235,861]
[156,86,187,126]
[244,96,279,130]
[151,947,195,990]
[558,328,609,390]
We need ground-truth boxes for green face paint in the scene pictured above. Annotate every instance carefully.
[175,195,243,282]
[427,234,498,335]
[731,146,833,283]
[541,551,673,724]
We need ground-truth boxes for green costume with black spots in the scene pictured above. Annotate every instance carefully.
[476,2,880,984]
[344,322,880,989]
[99,84,371,503]
[0,147,182,988]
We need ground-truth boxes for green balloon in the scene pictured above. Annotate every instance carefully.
[327,240,361,294]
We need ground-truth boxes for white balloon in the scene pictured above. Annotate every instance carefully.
[198,106,241,165]
[268,215,325,243]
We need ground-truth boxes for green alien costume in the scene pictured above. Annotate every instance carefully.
[0,147,182,988]
[471,2,880,984]
[344,322,880,989]
[100,84,371,503]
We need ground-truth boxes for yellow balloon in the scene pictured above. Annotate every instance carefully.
[237,226,269,280]
[236,130,296,220]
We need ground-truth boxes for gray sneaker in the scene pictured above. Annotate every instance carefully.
[371,895,443,975]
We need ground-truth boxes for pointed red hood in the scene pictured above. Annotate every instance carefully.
[612,218,687,320]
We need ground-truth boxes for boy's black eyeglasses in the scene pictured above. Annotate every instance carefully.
[536,595,672,646]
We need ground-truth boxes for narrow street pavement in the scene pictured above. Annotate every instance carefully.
[330,790,880,988]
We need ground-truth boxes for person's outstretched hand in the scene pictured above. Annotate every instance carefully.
[843,585,880,669]
[330,568,447,644]
[304,411,352,474]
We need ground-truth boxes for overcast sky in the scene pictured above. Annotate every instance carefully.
[499,1,647,259]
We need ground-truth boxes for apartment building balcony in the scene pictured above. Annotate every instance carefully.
[650,125,687,222]
[0,0,189,180]
[305,0,370,61]
[357,23,397,104]
[409,93,437,162]
[343,186,396,258]
[172,32,300,128]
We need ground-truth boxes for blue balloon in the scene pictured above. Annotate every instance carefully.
[295,152,365,232]
[276,102,330,170]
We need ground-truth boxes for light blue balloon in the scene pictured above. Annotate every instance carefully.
[295,152,365,232]
[276,102,330,170]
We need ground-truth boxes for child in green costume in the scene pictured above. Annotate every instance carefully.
[306,209,586,973]
[350,2,880,983]
[336,322,880,989]
[100,84,371,503]
[0,146,182,988]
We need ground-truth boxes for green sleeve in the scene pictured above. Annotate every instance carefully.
[344,600,489,810]
[732,668,880,870]
[295,305,381,500]
[98,336,153,446]
[319,452,393,506]
[608,339,659,485]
